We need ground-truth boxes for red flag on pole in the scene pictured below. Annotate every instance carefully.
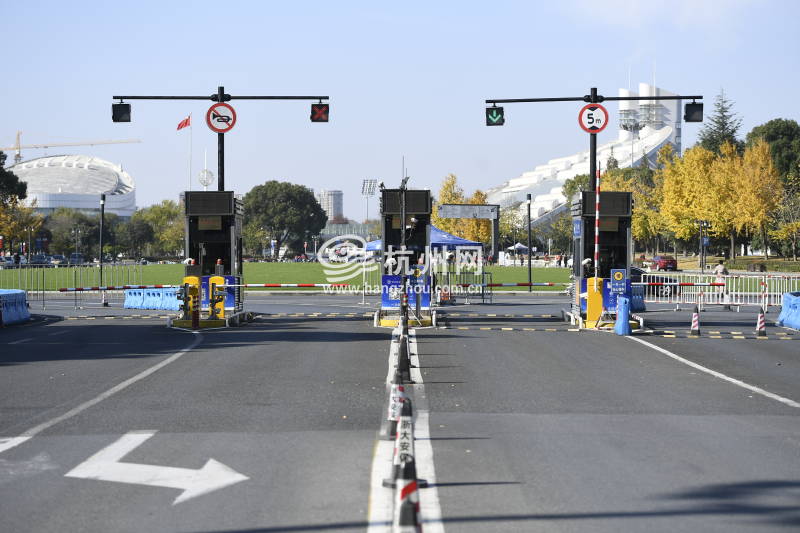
[177,115,191,130]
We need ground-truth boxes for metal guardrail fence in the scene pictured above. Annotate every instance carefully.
[0,264,143,308]
[640,272,800,309]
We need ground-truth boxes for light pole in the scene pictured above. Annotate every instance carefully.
[26,226,33,263]
[99,194,108,306]
[72,227,81,258]
[526,194,532,292]
[361,178,378,223]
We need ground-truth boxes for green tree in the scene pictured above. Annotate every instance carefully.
[498,203,523,247]
[42,208,94,255]
[0,151,27,207]
[745,118,800,182]
[243,180,327,256]
[134,200,183,256]
[117,217,155,258]
[561,173,590,203]
[697,89,743,155]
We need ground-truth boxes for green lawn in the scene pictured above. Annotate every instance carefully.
[0,262,572,291]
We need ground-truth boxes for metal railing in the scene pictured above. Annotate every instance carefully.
[639,272,800,309]
[0,264,143,308]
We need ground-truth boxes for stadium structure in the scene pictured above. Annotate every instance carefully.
[7,154,136,218]
[486,83,683,224]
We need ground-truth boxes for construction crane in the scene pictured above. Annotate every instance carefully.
[1,131,142,165]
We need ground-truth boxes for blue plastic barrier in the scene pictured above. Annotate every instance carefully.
[630,286,646,312]
[777,292,800,330]
[124,288,181,311]
[0,289,31,326]
[615,296,632,335]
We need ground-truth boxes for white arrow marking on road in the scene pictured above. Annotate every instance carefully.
[65,431,249,505]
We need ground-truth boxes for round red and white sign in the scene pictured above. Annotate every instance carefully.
[578,103,609,134]
[206,102,237,133]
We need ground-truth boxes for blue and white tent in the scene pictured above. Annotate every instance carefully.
[365,225,482,251]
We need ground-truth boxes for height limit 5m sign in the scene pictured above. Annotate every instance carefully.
[578,103,608,134]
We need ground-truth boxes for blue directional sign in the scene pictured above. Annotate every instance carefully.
[573,219,582,237]
[703,236,710,246]
[610,269,627,295]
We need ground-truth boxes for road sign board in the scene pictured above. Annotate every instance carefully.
[578,103,608,134]
[206,103,237,133]
[486,106,505,126]
[610,268,627,294]
[573,219,582,237]
[703,236,710,246]
[438,204,499,220]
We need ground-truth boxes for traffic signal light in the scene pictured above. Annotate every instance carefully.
[112,102,131,122]
[684,102,703,122]
[311,103,329,122]
[486,106,504,126]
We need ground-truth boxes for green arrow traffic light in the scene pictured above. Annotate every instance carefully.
[486,106,505,126]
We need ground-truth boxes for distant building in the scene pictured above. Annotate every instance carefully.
[316,189,344,221]
[8,154,136,218]
[486,83,682,224]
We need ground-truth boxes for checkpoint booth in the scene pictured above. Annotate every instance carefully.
[180,191,244,324]
[571,191,633,327]
[377,188,433,327]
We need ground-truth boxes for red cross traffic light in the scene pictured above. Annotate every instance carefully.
[311,103,329,122]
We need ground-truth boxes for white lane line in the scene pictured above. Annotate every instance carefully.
[627,336,800,409]
[408,330,444,532]
[366,439,395,532]
[8,338,32,345]
[413,409,445,533]
[0,332,204,456]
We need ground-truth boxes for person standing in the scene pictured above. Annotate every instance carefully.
[712,260,728,303]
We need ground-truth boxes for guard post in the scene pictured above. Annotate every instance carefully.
[184,191,243,319]
[571,191,632,325]
[378,187,432,327]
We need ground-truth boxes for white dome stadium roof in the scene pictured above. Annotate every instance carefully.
[10,154,134,195]
[8,154,136,217]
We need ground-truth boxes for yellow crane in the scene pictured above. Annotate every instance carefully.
[1,131,141,165]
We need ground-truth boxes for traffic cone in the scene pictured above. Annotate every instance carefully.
[690,305,701,336]
[755,307,767,337]
[382,370,406,440]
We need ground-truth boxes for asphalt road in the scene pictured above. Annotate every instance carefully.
[0,294,798,532]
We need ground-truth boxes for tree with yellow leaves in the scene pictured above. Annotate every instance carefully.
[658,145,717,243]
[463,190,492,244]
[702,142,743,259]
[732,138,782,259]
[431,173,465,236]
[601,164,665,249]
[0,197,44,253]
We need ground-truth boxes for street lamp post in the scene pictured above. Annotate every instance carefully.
[27,226,33,263]
[99,194,108,306]
[526,194,532,292]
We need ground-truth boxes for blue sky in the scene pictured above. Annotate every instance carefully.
[2,0,799,220]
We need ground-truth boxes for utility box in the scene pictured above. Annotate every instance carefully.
[184,191,243,277]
